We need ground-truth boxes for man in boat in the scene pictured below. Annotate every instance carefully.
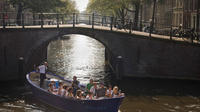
[86,79,94,93]
[38,62,48,87]
[72,76,80,96]
[96,82,106,98]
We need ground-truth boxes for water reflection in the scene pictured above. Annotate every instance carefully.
[47,34,106,84]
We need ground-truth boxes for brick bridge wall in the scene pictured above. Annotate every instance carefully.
[0,27,200,81]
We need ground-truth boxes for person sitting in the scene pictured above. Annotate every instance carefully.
[71,76,80,96]
[76,89,83,99]
[90,82,98,98]
[67,87,74,98]
[112,86,123,98]
[86,79,94,93]
[57,82,64,96]
[48,83,57,95]
[62,85,69,97]
[106,84,113,98]
[86,92,93,100]
[96,82,106,98]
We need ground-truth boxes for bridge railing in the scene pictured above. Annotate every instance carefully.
[0,12,133,31]
[1,12,199,44]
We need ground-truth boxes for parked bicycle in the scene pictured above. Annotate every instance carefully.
[114,19,131,32]
[172,25,199,43]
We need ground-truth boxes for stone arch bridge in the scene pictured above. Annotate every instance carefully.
[0,27,200,81]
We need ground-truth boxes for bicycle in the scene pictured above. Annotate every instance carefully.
[114,19,131,32]
[173,27,199,43]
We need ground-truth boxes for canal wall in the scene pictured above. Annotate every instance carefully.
[0,27,200,81]
[0,29,59,81]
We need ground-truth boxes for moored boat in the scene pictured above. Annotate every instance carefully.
[26,72,125,112]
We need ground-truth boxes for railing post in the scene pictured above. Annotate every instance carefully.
[102,16,104,26]
[89,16,91,25]
[56,14,59,28]
[33,13,36,25]
[3,13,5,29]
[76,13,78,24]
[73,13,75,28]
[92,13,94,29]
[129,19,132,34]
[170,25,173,40]
[110,17,113,31]
[40,13,43,28]
[22,13,25,28]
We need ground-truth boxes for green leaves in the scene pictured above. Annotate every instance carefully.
[8,0,77,13]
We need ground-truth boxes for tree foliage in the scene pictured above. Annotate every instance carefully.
[9,0,77,13]
[87,0,164,30]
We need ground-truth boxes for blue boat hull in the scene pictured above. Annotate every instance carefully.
[27,72,124,112]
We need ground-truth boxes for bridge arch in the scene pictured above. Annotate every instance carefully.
[1,27,200,81]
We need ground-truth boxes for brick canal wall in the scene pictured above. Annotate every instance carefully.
[0,28,200,81]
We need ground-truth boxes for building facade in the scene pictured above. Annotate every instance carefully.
[183,0,199,32]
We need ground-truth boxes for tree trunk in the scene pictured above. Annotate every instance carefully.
[17,3,23,25]
[133,3,140,30]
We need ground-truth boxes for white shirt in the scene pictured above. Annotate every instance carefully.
[106,89,113,96]
[90,86,98,96]
[38,65,47,74]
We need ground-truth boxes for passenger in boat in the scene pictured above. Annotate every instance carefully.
[63,85,69,97]
[86,92,93,100]
[38,62,48,87]
[48,83,57,95]
[90,82,98,97]
[96,82,106,98]
[76,89,83,99]
[51,81,56,89]
[72,76,80,96]
[57,82,64,96]
[112,86,122,98]
[67,87,74,97]
[86,79,94,93]
[106,84,113,98]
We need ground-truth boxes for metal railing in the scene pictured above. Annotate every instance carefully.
[0,12,199,44]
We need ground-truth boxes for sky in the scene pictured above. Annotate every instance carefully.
[73,0,89,12]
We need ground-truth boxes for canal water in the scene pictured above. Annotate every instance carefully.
[1,34,200,112]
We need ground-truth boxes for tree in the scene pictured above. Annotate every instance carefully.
[8,0,77,25]
[87,0,164,30]
[87,0,130,25]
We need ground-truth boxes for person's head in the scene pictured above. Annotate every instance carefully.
[51,81,55,85]
[93,82,97,88]
[113,86,119,94]
[108,84,112,90]
[88,92,93,97]
[63,85,68,90]
[68,87,73,93]
[89,79,93,84]
[49,83,53,89]
[44,62,48,66]
[59,82,63,87]
[73,76,77,81]
[76,90,82,97]
[100,82,104,88]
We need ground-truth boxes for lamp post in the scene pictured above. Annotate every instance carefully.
[170,0,174,40]
[149,0,157,38]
